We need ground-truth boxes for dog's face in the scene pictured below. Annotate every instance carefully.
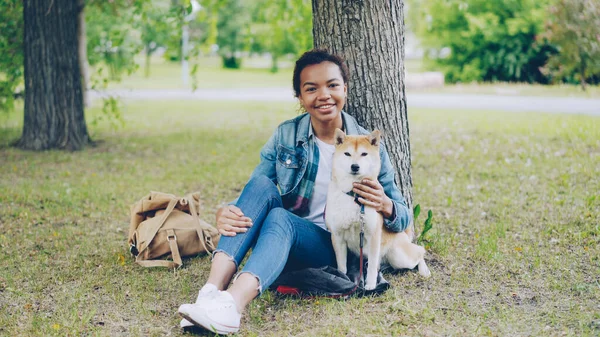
[332,128,381,180]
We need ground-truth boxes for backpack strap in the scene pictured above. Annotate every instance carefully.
[135,229,182,269]
[136,198,178,258]
[186,196,217,253]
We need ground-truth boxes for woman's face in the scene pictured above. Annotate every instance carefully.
[297,61,347,126]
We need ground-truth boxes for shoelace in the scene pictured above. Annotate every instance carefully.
[211,293,236,311]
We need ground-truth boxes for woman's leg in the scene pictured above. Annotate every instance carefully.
[205,175,283,290]
[179,206,337,334]
[228,208,337,310]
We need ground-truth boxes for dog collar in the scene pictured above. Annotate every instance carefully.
[345,191,365,214]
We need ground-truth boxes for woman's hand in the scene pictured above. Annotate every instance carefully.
[216,205,253,236]
[352,178,394,219]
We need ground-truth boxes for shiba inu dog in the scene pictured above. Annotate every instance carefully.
[325,129,431,290]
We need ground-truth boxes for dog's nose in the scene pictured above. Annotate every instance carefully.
[351,164,360,172]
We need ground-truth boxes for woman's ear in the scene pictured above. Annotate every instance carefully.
[298,95,307,112]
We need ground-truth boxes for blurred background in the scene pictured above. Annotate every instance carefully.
[2,0,599,114]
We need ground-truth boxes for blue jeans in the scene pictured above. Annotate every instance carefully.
[214,175,337,293]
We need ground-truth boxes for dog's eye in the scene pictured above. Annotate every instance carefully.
[361,153,368,156]
[344,152,351,156]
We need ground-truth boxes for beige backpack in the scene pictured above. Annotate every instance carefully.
[128,191,220,268]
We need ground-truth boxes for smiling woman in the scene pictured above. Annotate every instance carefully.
[295,59,348,143]
[177,49,412,335]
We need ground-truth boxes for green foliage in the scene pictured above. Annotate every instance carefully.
[163,0,221,62]
[414,205,433,245]
[249,0,313,72]
[541,0,600,89]
[216,0,251,69]
[0,0,23,112]
[409,0,556,83]
[136,2,176,77]
[0,0,146,117]
[86,2,142,84]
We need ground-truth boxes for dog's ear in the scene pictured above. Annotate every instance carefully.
[335,128,346,146]
[369,130,381,146]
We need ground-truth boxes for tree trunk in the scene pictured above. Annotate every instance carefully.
[312,0,412,208]
[77,0,90,107]
[579,49,587,92]
[20,0,89,151]
[145,48,151,78]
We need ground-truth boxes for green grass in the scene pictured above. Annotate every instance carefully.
[105,55,600,98]
[1,100,599,336]
[419,82,600,98]
[105,55,293,90]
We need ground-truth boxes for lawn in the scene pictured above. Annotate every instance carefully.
[0,100,599,336]
[103,55,600,99]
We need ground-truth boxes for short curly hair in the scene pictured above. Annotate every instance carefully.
[292,49,349,98]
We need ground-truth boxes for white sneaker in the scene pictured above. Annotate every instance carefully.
[179,283,218,328]
[178,290,241,335]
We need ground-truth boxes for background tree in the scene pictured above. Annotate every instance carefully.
[312,0,413,207]
[0,0,23,112]
[85,2,142,83]
[409,0,555,83]
[19,0,88,150]
[216,0,251,69]
[542,0,600,90]
[250,0,313,72]
[137,2,175,77]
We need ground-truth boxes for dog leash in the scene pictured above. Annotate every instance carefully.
[334,190,365,297]
[345,190,365,248]
[279,191,366,299]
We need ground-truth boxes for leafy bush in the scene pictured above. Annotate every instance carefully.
[541,0,600,89]
[0,0,23,112]
[409,0,556,84]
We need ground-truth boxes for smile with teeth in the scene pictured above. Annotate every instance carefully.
[316,104,335,109]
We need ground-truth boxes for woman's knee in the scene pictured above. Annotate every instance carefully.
[261,208,295,237]
[244,175,280,200]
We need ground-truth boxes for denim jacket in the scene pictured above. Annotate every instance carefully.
[246,111,412,232]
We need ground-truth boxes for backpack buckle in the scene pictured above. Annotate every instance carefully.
[129,244,139,256]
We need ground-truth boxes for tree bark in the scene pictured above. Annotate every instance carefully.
[19,0,89,151]
[78,0,90,107]
[312,0,412,208]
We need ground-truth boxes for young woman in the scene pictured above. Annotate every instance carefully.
[178,49,411,334]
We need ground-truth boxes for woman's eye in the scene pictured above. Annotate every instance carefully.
[361,153,368,156]
[344,152,350,156]
[306,87,316,92]
[329,83,339,88]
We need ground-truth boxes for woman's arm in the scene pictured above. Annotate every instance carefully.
[377,142,411,232]
[348,141,412,232]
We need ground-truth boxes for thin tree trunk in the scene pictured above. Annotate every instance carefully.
[271,54,279,73]
[312,0,412,208]
[78,0,90,107]
[579,50,587,92]
[20,0,89,151]
[145,48,151,78]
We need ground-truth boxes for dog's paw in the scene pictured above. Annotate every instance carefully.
[364,282,376,291]
[418,260,431,278]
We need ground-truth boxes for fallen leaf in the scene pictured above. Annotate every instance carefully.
[52,324,60,330]
[117,254,125,266]
[514,247,522,252]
